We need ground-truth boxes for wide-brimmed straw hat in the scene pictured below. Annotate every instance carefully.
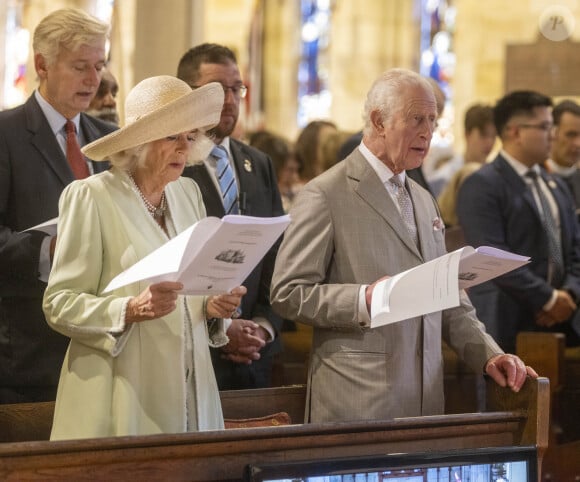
[82,75,224,161]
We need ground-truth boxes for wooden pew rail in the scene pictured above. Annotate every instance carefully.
[0,377,549,482]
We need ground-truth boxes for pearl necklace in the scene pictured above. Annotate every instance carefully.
[128,174,167,220]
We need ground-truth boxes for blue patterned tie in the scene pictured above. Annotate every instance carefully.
[212,146,239,215]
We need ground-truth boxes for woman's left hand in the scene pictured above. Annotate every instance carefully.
[206,285,247,319]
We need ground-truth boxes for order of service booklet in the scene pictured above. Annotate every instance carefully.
[370,246,530,329]
[23,217,58,236]
[103,214,290,295]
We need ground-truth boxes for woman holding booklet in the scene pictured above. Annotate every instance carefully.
[43,76,246,440]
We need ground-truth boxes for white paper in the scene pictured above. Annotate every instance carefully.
[370,246,530,328]
[22,217,58,236]
[104,214,290,295]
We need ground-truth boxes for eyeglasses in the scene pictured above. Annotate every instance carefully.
[191,83,247,99]
[518,122,554,132]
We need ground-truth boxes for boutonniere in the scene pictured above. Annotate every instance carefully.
[432,217,444,231]
[244,159,252,172]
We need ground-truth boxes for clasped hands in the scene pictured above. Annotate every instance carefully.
[204,288,271,363]
[221,319,269,365]
[535,289,576,327]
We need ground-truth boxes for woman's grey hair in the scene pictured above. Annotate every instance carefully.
[33,8,109,66]
[362,68,435,136]
[108,133,216,172]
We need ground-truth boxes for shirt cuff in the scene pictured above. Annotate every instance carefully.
[358,285,371,328]
[254,317,275,342]
[542,289,558,311]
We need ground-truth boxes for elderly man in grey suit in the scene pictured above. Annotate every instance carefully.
[271,68,536,424]
[0,8,116,404]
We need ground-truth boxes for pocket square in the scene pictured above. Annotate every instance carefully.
[432,217,444,231]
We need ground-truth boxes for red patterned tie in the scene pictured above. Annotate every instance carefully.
[65,120,90,179]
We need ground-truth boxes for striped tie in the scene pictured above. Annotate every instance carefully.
[212,145,239,215]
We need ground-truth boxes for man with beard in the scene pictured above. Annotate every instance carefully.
[177,43,284,390]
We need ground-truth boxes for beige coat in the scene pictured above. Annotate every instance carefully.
[271,149,502,423]
[44,168,224,440]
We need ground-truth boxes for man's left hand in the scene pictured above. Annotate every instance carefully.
[484,354,538,392]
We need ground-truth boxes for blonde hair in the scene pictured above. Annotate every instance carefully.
[33,8,109,66]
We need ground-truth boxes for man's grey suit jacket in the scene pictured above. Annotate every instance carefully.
[271,148,501,423]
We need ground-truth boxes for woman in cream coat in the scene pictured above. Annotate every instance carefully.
[43,76,245,440]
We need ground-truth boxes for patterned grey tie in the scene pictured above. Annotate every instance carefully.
[525,170,564,286]
[212,145,239,215]
[389,175,418,246]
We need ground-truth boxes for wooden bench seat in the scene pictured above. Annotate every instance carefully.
[0,378,549,481]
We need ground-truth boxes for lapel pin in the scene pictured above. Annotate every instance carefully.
[244,159,252,172]
[548,179,557,189]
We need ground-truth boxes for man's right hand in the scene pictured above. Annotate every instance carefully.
[365,275,391,313]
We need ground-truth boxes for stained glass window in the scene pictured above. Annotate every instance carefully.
[1,0,28,109]
[420,0,456,153]
[297,0,334,127]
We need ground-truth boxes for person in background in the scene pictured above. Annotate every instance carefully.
[320,129,354,172]
[546,100,580,218]
[43,76,246,440]
[457,91,580,353]
[177,43,284,390]
[295,120,338,184]
[0,8,116,404]
[248,130,301,213]
[85,68,119,125]
[437,103,497,226]
[271,68,536,424]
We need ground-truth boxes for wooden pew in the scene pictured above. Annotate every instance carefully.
[0,386,306,443]
[0,377,549,481]
[516,332,580,481]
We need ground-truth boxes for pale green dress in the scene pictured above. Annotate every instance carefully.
[43,168,226,440]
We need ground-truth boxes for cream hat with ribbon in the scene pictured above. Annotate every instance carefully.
[82,75,224,161]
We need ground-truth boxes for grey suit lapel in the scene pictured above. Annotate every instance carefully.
[24,96,73,186]
[346,152,421,257]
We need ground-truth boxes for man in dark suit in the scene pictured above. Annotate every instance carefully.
[457,91,580,353]
[177,43,284,390]
[0,8,117,404]
[546,100,580,218]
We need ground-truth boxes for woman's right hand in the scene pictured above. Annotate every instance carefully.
[125,281,184,323]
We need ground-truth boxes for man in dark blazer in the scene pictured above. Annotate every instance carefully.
[177,43,284,390]
[546,100,580,219]
[0,8,117,403]
[457,91,580,353]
